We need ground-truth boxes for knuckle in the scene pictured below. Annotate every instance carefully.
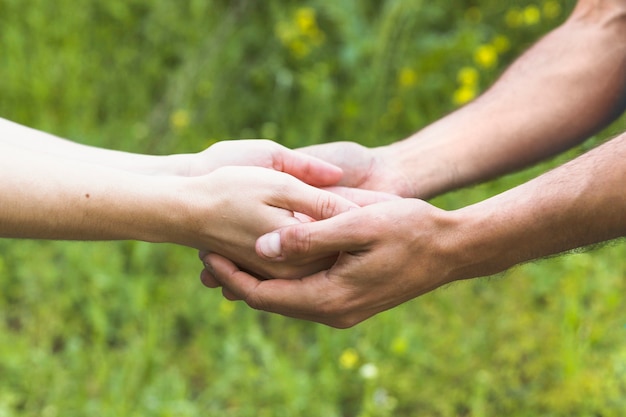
[281,225,312,257]
[315,193,339,219]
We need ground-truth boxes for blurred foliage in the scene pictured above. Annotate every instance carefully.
[1,0,625,416]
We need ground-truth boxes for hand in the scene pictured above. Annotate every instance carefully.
[177,139,344,187]
[183,166,367,281]
[201,199,463,328]
[297,141,416,197]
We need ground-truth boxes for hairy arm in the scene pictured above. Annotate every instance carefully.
[449,131,626,280]
[203,131,626,327]
[387,0,626,198]
[302,0,626,199]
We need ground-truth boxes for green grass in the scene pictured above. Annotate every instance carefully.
[1,1,625,415]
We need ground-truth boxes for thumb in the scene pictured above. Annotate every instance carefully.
[256,206,367,261]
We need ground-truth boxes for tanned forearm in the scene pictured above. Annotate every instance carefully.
[384,0,626,199]
[449,131,626,281]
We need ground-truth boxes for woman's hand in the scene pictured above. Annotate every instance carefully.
[173,140,344,188]
[174,166,362,280]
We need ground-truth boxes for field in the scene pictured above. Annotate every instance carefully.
[1,1,625,416]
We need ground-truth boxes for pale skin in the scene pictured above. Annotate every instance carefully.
[0,117,348,178]
[1,118,396,280]
[201,0,626,327]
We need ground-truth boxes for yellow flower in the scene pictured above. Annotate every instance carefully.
[543,1,561,19]
[453,85,478,106]
[275,8,325,59]
[456,66,479,87]
[398,67,418,89]
[390,337,408,355]
[474,44,498,69]
[339,348,359,370]
[523,5,541,26]
[170,109,190,130]
[295,7,317,34]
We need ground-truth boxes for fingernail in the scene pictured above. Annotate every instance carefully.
[258,232,282,258]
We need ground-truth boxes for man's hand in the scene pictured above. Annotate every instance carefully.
[200,199,461,328]
[201,131,626,326]
[297,142,417,197]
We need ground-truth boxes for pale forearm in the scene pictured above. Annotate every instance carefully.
[0,117,188,175]
[0,142,359,282]
[385,0,626,198]
[449,131,626,280]
[0,143,185,242]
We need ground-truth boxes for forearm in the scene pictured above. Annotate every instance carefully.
[0,143,187,242]
[0,117,188,175]
[384,0,626,199]
[449,131,626,281]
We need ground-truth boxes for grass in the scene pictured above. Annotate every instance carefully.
[1,0,625,415]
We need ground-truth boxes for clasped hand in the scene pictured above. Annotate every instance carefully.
[181,140,397,282]
[196,141,457,328]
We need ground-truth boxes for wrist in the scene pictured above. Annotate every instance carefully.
[127,153,213,177]
[381,132,461,199]
[139,174,219,248]
[444,205,514,282]
[147,153,197,176]
[104,174,195,244]
[446,189,549,281]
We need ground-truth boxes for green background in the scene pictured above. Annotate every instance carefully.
[1,1,625,416]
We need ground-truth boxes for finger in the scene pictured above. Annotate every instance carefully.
[276,149,343,187]
[207,253,332,318]
[323,186,401,206]
[256,208,370,260]
[275,179,359,222]
[208,252,372,328]
[221,287,241,301]
[200,267,220,288]
[204,253,266,300]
